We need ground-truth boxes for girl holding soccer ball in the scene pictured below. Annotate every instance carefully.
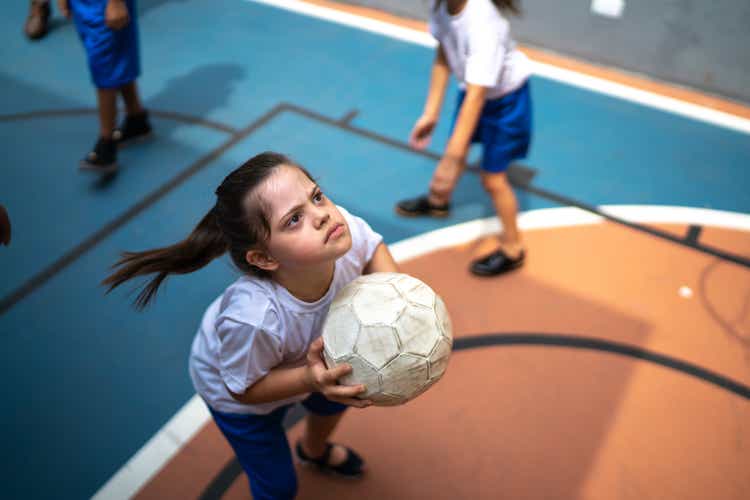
[104,152,399,499]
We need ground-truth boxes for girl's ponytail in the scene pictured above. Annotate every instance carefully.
[103,207,228,308]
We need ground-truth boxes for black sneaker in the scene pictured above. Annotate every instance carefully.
[470,249,525,277]
[395,194,450,218]
[79,137,118,174]
[112,111,153,147]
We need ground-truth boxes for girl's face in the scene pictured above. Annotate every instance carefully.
[257,165,352,271]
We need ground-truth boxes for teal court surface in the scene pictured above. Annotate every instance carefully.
[0,0,749,498]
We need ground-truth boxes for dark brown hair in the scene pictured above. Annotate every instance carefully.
[435,0,521,15]
[103,152,314,308]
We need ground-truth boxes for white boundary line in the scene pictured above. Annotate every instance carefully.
[389,205,750,261]
[93,205,750,499]
[246,0,750,135]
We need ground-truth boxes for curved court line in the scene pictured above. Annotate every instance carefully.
[246,0,750,135]
[454,334,750,400]
[698,260,750,349]
[93,205,750,500]
[0,108,239,135]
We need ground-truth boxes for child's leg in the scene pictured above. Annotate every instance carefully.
[297,392,364,476]
[113,80,152,145]
[481,171,524,258]
[395,155,463,218]
[96,88,118,139]
[428,155,465,207]
[300,411,349,463]
[79,88,119,172]
[119,81,144,116]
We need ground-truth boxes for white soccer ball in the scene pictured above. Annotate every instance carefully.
[321,272,453,406]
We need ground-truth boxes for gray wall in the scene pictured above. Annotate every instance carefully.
[340,0,750,105]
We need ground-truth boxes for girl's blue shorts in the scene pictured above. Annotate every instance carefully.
[209,392,347,500]
[452,80,533,173]
[71,0,140,89]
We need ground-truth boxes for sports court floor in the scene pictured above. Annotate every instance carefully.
[1,0,749,498]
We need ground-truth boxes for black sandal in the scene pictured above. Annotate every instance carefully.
[395,194,450,218]
[295,441,365,478]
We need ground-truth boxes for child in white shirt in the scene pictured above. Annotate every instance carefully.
[396,0,532,277]
[105,151,399,499]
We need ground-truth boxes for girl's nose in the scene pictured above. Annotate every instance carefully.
[314,208,330,229]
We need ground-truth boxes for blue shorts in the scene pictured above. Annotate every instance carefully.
[71,0,140,89]
[209,393,347,500]
[452,80,533,173]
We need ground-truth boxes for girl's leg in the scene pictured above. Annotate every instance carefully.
[300,411,350,465]
[119,81,144,116]
[428,155,465,207]
[96,88,118,138]
[299,392,362,469]
[113,80,151,145]
[481,171,524,258]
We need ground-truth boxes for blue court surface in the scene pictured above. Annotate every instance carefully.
[1,0,749,498]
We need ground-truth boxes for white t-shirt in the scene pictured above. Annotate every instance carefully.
[189,206,383,415]
[429,0,531,99]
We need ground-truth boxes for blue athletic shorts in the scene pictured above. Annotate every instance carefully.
[209,393,348,500]
[71,0,140,89]
[452,80,533,173]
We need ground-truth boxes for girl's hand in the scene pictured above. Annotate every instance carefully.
[304,337,372,408]
[105,0,130,30]
[409,114,438,150]
[57,0,70,18]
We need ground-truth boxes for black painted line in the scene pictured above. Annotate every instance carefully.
[282,103,435,159]
[0,105,284,316]
[339,109,359,125]
[199,330,750,498]
[278,102,750,269]
[454,333,750,399]
[685,224,703,245]
[0,108,239,135]
[197,457,244,500]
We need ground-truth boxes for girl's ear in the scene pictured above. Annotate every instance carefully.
[245,249,279,272]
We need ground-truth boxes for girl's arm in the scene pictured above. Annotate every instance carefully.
[363,242,399,274]
[410,46,451,149]
[228,338,372,408]
[105,0,131,30]
[445,83,487,160]
[423,45,451,121]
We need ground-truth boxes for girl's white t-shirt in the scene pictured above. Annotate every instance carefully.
[429,0,531,99]
[189,206,383,415]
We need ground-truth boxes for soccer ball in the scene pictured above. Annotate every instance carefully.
[321,272,453,406]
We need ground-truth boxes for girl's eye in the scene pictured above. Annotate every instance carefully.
[313,192,324,203]
[287,213,301,227]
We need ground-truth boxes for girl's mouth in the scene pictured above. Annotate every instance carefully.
[325,223,345,243]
